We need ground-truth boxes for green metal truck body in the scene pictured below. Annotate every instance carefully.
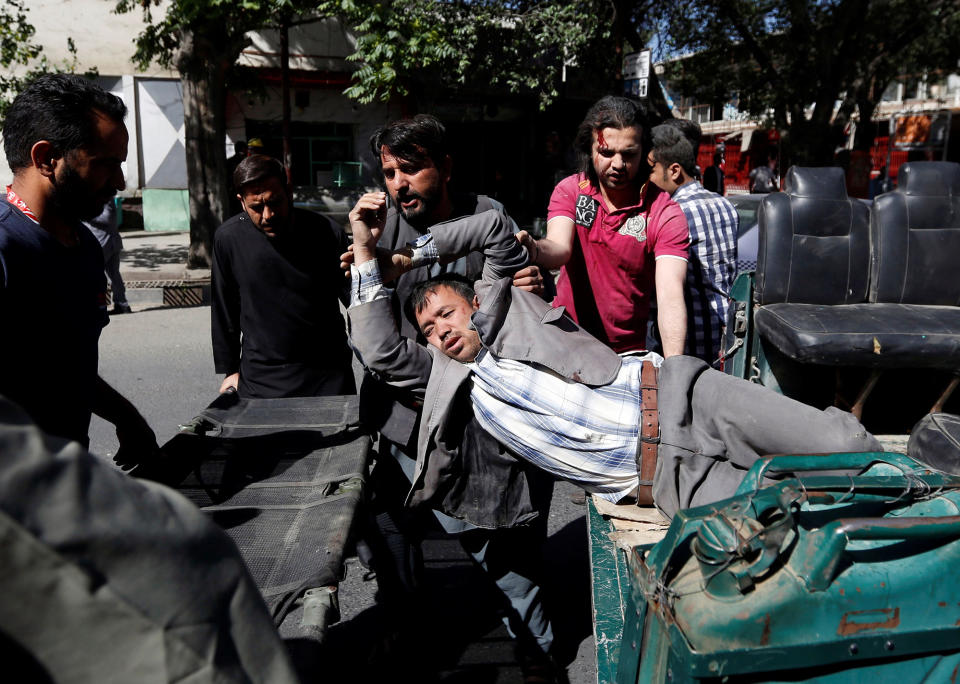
[593,452,960,683]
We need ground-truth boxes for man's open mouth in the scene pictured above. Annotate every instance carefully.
[399,191,424,210]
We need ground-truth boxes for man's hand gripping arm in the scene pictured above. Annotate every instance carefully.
[341,199,538,292]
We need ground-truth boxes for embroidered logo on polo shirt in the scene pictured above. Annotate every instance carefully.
[575,194,598,229]
[618,214,647,242]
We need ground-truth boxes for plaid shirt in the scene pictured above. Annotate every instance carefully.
[672,181,738,363]
[469,351,661,502]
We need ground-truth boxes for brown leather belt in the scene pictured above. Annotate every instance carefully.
[636,360,659,506]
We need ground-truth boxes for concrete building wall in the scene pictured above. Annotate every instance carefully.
[13,0,176,78]
[0,5,366,196]
[137,79,188,189]
[237,17,356,72]
[0,0,174,187]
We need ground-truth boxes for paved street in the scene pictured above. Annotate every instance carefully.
[88,306,218,459]
[87,233,600,682]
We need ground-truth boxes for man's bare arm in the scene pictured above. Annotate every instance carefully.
[654,257,688,357]
[92,376,159,469]
[516,216,575,269]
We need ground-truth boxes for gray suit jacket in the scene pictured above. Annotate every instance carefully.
[348,209,622,512]
[0,396,299,683]
[360,193,502,449]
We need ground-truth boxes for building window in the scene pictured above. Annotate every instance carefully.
[686,103,712,124]
[947,74,960,100]
[245,121,357,187]
[903,76,923,100]
[881,80,901,102]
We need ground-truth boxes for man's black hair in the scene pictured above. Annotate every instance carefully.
[233,154,287,194]
[650,124,698,178]
[574,95,652,188]
[369,114,449,172]
[661,118,702,157]
[406,274,476,330]
[3,73,127,172]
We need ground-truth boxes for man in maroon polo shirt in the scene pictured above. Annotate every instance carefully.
[520,96,690,356]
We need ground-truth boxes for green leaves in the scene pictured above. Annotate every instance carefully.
[657,0,960,162]
[334,0,618,109]
[0,1,40,68]
[114,0,308,70]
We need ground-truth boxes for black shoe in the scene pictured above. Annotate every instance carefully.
[110,303,132,314]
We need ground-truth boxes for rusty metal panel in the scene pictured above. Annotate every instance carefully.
[624,452,960,682]
[589,498,637,684]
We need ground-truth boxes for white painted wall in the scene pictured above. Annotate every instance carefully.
[137,79,187,189]
[17,0,175,78]
[0,5,376,193]
[238,17,356,72]
[0,0,174,186]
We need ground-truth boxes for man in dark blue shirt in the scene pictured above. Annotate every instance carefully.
[0,74,156,458]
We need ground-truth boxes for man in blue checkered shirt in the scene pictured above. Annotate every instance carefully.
[649,122,738,364]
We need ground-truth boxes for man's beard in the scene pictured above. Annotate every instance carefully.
[396,186,440,228]
[51,161,112,222]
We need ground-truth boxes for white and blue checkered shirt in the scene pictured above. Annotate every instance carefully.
[468,351,660,502]
[672,181,738,363]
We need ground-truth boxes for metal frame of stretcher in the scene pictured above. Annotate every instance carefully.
[131,393,372,642]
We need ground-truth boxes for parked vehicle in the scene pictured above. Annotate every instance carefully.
[722,163,958,433]
[590,162,960,683]
[729,192,873,276]
[727,193,764,273]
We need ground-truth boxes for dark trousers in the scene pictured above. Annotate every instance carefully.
[367,441,554,655]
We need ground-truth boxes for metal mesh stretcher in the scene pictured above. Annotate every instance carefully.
[132,393,371,640]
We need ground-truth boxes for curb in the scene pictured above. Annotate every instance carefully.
[117,280,211,310]
[120,230,189,239]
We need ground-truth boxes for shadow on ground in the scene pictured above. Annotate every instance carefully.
[287,516,593,682]
[541,516,593,666]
